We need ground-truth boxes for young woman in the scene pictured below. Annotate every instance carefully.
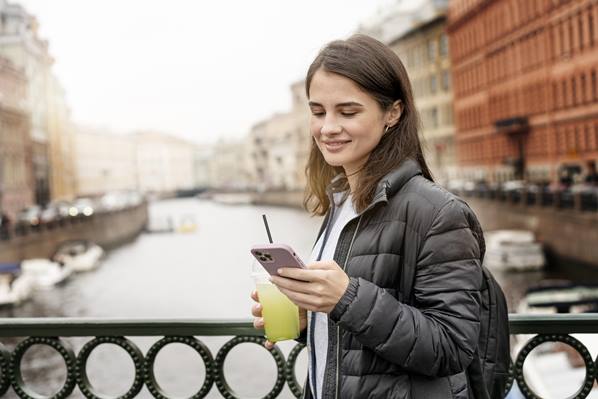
[252,34,484,399]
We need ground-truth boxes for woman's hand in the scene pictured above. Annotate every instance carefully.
[251,290,307,349]
[270,260,350,314]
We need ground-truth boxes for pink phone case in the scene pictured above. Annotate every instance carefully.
[251,243,305,276]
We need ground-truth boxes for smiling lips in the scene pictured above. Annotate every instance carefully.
[322,139,351,153]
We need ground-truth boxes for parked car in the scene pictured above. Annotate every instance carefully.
[47,200,74,220]
[15,206,42,231]
[40,205,59,226]
[69,198,95,217]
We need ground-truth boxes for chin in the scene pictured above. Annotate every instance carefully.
[321,154,346,168]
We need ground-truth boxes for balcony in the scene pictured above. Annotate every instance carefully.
[1,314,598,398]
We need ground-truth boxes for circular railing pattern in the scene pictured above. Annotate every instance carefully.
[0,336,305,398]
[214,336,287,399]
[10,337,77,399]
[9,334,587,399]
[515,334,596,399]
[76,336,145,399]
[504,360,515,397]
[144,336,215,399]
[0,343,11,396]
[284,343,306,398]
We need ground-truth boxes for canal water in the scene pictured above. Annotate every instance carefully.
[2,197,598,398]
[0,198,323,399]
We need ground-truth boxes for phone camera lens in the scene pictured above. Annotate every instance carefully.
[255,251,262,256]
[259,256,268,262]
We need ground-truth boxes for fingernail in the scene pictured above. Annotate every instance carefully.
[277,268,283,275]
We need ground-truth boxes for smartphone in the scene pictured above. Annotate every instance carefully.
[250,243,305,276]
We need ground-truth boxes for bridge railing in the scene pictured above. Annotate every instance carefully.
[1,314,598,398]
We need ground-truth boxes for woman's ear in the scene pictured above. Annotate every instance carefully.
[386,100,403,128]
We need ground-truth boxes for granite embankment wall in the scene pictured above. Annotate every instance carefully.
[0,203,148,262]
[464,197,598,267]
[246,190,598,267]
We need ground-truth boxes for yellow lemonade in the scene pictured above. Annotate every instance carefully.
[257,283,300,342]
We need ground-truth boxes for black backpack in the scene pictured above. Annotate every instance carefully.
[467,266,511,399]
[401,229,511,399]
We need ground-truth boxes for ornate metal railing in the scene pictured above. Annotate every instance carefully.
[1,314,598,398]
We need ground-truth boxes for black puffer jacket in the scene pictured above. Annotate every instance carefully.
[303,159,484,399]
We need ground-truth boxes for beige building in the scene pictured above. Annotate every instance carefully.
[0,55,32,218]
[134,132,196,194]
[247,80,311,192]
[0,0,76,203]
[0,2,53,204]
[47,74,76,200]
[207,138,252,190]
[389,0,456,184]
[193,145,213,189]
[73,126,137,196]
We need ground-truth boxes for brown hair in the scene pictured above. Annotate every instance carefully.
[304,34,433,215]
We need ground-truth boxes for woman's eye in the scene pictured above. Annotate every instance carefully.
[341,112,357,117]
[311,111,325,116]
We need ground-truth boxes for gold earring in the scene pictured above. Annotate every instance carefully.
[384,125,389,134]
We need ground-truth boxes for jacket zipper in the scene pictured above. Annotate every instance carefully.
[335,215,362,399]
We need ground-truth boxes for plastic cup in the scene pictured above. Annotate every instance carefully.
[251,261,300,342]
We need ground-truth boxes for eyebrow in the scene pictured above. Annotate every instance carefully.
[308,101,364,108]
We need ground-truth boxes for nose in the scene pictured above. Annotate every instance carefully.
[320,116,342,136]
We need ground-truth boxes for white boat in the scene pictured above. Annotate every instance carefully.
[20,258,73,290]
[53,240,104,272]
[0,263,34,306]
[483,230,545,272]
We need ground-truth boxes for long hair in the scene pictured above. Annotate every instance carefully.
[304,34,433,215]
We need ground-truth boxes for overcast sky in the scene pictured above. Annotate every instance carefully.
[17,0,419,144]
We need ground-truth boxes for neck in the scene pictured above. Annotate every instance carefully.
[345,168,361,193]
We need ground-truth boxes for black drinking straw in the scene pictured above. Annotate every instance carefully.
[262,214,273,244]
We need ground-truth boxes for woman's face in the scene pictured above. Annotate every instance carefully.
[308,69,388,176]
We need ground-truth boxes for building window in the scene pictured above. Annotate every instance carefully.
[592,70,597,101]
[441,70,451,91]
[440,33,448,56]
[581,73,587,103]
[590,6,595,47]
[427,39,436,61]
[430,75,438,94]
[431,107,438,128]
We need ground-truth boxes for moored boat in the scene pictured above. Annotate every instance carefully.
[484,230,546,272]
[20,258,73,290]
[53,240,104,272]
[0,263,33,306]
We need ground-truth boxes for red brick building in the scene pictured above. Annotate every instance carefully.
[448,0,598,183]
[0,56,33,219]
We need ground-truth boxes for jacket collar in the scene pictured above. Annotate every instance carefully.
[325,158,423,210]
[373,158,423,202]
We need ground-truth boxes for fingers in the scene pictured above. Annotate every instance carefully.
[277,267,316,282]
[264,340,275,350]
[270,275,314,295]
[277,286,322,311]
[253,316,264,329]
[251,291,264,330]
[251,302,262,318]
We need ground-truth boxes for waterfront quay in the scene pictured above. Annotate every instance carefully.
[0,203,148,263]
